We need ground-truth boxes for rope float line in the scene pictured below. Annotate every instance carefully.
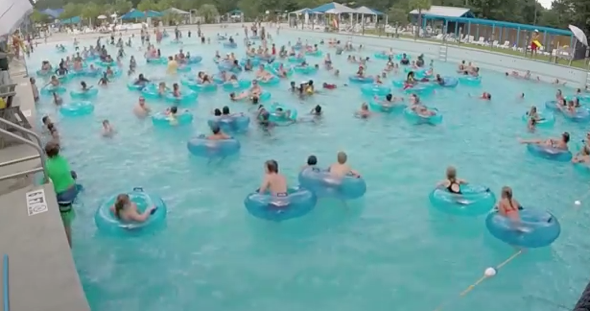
[433,192,588,311]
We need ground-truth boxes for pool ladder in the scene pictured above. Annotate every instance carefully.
[438,45,448,62]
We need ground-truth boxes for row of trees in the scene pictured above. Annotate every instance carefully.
[30,0,590,35]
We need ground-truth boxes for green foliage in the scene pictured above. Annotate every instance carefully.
[199,4,220,22]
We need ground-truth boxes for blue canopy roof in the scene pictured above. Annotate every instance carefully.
[60,16,80,25]
[310,2,356,14]
[290,8,313,14]
[41,8,63,18]
[121,9,163,20]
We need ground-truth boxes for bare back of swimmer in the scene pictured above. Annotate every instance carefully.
[329,151,360,178]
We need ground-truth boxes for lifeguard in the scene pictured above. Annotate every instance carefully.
[530,29,542,56]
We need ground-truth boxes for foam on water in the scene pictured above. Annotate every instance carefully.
[31,27,590,311]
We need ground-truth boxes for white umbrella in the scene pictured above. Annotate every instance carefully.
[0,0,33,37]
[97,15,107,20]
[568,25,587,46]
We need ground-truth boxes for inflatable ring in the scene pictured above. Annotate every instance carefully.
[374,53,392,60]
[404,67,425,74]
[187,134,241,158]
[83,68,102,77]
[304,50,323,57]
[440,77,458,88]
[244,187,317,222]
[361,84,391,96]
[41,85,66,95]
[287,56,306,63]
[151,111,194,127]
[392,80,405,88]
[458,76,481,85]
[415,71,433,79]
[193,82,217,92]
[562,108,590,123]
[348,76,374,84]
[223,42,237,49]
[97,61,116,67]
[141,84,164,99]
[207,114,250,133]
[404,84,433,95]
[222,79,251,91]
[526,144,572,162]
[186,56,203,64]
[298,167,366,200]
[368,98,405,113]
[521,111,555,127]
[403,107,442,125]
[94,187,167,235]
[36,69,52,77]
[293,66,317,75]
[267,63,293,77]
[165,90,198,104]
[429,184,495,216]
[177,65,191,73]
[486,207,560,248]
[255,55,275,63]
[60,101,94,117]
[127,81,148,91]
[268,103,297,123]
[250,91,271,102]
[70,88,98,99]
[257,76,280,85]
[239,58,260,67]
[146,57,167,64]
[57,74,72,82]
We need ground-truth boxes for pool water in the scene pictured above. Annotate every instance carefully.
[31,27,590,311]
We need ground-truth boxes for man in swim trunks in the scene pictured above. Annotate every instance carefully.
[133,96,151,118]
[519,132,570,150]
[329,152,360,178]
[258,160,288,196]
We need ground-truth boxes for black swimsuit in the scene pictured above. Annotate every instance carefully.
[447,180,462,194]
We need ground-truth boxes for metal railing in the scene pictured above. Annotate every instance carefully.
[0,117,47,183]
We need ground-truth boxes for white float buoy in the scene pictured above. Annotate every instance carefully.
[484,267,497,277]
[575,200,581,206]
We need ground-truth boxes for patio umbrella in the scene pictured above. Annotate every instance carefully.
[568,25,587,46]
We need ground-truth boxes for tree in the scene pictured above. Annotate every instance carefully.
[408,0,431,39]
[387,7,408,25]
[60,3,83,19]
[137,0,157,11]
[199,4,219,23]
[30,10,52,23]
[113,0,133,14]
[81,3,102,22]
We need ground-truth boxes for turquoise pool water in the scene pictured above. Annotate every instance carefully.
[32,27,590,311]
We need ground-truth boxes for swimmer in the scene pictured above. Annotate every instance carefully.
[329,151,360,178]
[496,186,528,233]
[436,166,467,194]
[52,92,63,106]
[110,193,156,223]
[166,106,180,125]
[166,56,178,74]
[208,124,230,140]
[258,160,288,196]
[519,132,570,150]
[101,119,115,137]
[469,92,492,100]
[355,103,372,118]
[133,96,151,118]
[573,145,590,164]
[301,155,318,170]
[47,123,60,145]
[375,94,404,111]
[525,106,543,131]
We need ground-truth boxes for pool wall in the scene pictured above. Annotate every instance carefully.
[280,27,588,88]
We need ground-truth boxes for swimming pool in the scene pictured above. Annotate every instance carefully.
[31,26,590,311]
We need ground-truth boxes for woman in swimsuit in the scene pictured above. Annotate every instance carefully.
[525,106,542,130]
[519,132,570,150]
[497,186,521,221]
[572,145,590,164]
[437,166,466,194]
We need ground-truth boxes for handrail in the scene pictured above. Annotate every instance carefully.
[0,120,47,184]
[0,116,44,150]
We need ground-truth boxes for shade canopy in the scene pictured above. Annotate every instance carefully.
[290,8,313,15]
[60,16,80,25]
[40,8,63,18]
[121,9,163,20]
[162,7,190,15]
[0,0,33,37]
[568,24,588,46]
[310,2,356,14]
[355,6,383,15]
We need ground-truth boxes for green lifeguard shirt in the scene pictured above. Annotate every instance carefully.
[45,155,75,193]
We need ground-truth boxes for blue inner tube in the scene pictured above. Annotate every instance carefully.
[429,184,495,216]
[293,66,317,75]
[207,114,250,133]
[298,167,366,200]
[151,111,194,127]
[60,101,95,117]
[268,103,297,122]
[368,98,405,113]
[441,77,458,87]
[222,79,251,91]
[244,187,317,222]
[305,50,322,56]
[239,58,260,67]
[403,107,442,125]
[374,53,392,60]
[257,76,280,85]
[485,207,560,248]
[521,111,555,127]
[562,108,590,123]
[361,84,390,96]
[94,187,167,235]
[41,85,66,95]
[348,76,374,84]
[186,134,241,158]
[288,56,306,63]
[187,56,203,64]
[127,81,148,90]
[165,90,198,104]
[70,88,98,99]
[458,76,481,85]
[146,57,167,64]
[526,143,572,162]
